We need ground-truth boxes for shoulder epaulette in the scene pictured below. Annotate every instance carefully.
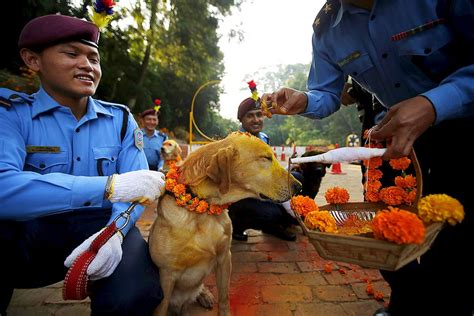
[0,88,34,109]
[0,97,12,108]
[95,99,131,113]
[313,0,340,38]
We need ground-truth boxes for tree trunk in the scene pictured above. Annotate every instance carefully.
[127,0,158,109]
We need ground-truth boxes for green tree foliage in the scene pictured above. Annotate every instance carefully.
[0,0,241,142]
[249,63,361,146]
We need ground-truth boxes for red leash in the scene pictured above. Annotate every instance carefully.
[62,202,138,300]
[63,223,118,300]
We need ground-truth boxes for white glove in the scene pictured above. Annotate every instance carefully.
[64,230,123,281]
[281,200,296,218]
[106,170,165,204]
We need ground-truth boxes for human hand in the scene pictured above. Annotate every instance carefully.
[64,230,123,281]
[261,87,308,116]
[106,170,165,205]
[340,82,356,106]
[370,96,436,159]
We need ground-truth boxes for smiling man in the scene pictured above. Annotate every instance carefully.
[228,97,299,242]
[0,14,165,315]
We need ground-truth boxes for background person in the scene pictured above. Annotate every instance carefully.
[0,14,165,316]
[227,96,300,242]
[140,103,168,171]
[262,1,474,315]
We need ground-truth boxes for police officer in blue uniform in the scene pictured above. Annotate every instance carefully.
[0,14,166,315]
[140,108,168,171]
[228,97,299,242]
[263,1,473,315]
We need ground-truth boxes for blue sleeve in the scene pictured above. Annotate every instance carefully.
[0,107,107,220]
[108,113,149,235]
[302,33,345,119]
[421,0,474,123]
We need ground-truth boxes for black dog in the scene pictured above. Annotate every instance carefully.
[290,150,331,199]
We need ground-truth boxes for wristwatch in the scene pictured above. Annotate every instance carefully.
[104,174,116,200]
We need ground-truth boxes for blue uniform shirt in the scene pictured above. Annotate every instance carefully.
[304,0,474,124]
[239,126,270,145]
[0,87,148,235]
[142,129,168,170]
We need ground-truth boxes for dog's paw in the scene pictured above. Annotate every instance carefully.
[196,286,215,310]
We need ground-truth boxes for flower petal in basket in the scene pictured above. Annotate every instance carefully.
[295,203,444,271]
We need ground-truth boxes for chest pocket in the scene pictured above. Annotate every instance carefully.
[339,53,375,89]
[397,24,456,83]
[24,152,69,174]
[93,146,120,176]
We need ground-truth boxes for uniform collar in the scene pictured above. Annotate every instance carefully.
[32,87,113,119]
[142,128,159,138]
[332,1,372,28]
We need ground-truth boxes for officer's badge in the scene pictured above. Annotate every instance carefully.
[134,128,144,150]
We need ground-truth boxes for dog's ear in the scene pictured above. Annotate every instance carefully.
[206,145,236,195]
[175,143,182,155]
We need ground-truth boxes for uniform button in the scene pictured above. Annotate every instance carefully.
[39,163,46,168]
[76,156,81,161]
[84,201,91,206]
[352,71,358,76]
[75,128,80,133]
[395,83,401,88]
[424,48,432,54]
[382,53,388,59]
[370,15,376,20]
[111,157,115,161]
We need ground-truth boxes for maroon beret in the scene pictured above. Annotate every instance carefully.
[18,14,100,50]
[140,108,158,118]
[237,97,259,121]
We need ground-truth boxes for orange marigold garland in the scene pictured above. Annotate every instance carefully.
[290,195,319,217]
[417,194,464,225]
[325,187,350,204]
[362,133,417,206]
[165,163,230,215]
[372,207,425,244]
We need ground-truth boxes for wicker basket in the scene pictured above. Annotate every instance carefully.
[295,150,444,271]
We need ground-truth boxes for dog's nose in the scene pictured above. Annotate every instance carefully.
[292,179,302,195]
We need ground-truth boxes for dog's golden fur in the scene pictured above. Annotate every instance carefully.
[161,139,183,172]
[149,132,301,315]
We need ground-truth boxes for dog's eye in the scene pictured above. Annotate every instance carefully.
[261,156,273,161]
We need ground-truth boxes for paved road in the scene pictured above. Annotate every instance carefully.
[8,163,389,316]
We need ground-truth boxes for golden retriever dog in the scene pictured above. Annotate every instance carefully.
[149,132,301,315]
[161,139,183,172]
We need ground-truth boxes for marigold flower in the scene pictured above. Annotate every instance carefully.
[304,210,338,233]
[372,207,425,244]
[389,157,411,170]
[379,186,407,206]
[417,194,464,225]
[366,169,383,181]
[290,195,318,217]
[404,189,417,205]
[363,157,383,169]
[172,183,186,196]
[365,190,380,202]
[195,200,209,214]
[366,180,382,191]
[325,187,350,204]
[394,175,417,189]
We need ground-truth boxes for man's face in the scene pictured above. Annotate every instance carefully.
[29,42,101,101]
[241,109,264,135]
[143,114,159,132]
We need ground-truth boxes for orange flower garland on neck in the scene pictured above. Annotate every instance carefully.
[165,163,230,215]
